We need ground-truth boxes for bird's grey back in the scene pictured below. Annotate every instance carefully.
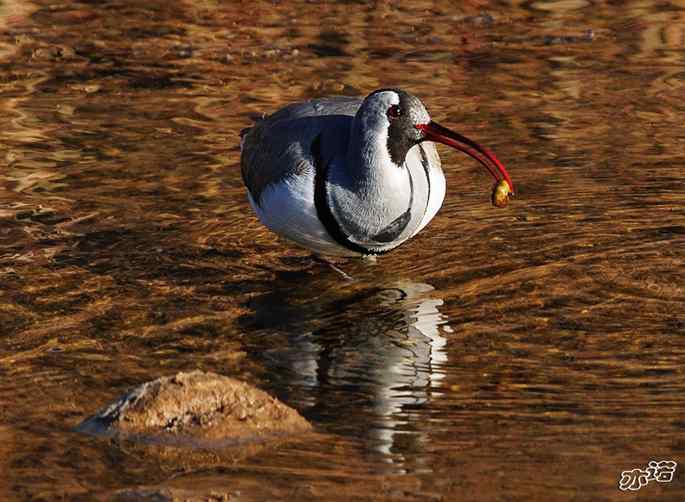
[241,96,363,203]
[260,95,362,123]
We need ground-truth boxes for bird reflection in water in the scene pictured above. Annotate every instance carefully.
[242,280,451,467]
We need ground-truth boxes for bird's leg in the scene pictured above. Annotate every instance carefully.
[312,255,354,281]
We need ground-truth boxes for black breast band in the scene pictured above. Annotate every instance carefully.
[312,136,413,256]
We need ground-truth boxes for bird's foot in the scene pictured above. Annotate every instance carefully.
[312,255,353,281]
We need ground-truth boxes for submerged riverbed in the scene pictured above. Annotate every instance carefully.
[1,0,684,500]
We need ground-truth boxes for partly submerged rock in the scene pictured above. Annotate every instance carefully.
[112,487,233,502]
[78,371,311,448]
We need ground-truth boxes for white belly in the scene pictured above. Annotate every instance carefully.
[250,167,358,257]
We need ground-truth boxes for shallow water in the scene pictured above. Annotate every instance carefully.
[1,0,684,500]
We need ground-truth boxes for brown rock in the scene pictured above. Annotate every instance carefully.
[78,371,311,448]
[112,487,231,502]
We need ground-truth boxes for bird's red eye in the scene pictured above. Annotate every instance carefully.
[387,104,401,120]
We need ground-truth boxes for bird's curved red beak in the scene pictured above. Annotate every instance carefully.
[417,121,514,195]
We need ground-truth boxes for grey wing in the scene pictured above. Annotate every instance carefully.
[263,95,362,123]
[240,96,362,204]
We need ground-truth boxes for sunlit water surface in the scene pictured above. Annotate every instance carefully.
[1,0,684,500]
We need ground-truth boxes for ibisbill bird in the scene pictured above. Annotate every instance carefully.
[240,88,514,257]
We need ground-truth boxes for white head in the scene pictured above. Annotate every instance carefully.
[354,89,432,166]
